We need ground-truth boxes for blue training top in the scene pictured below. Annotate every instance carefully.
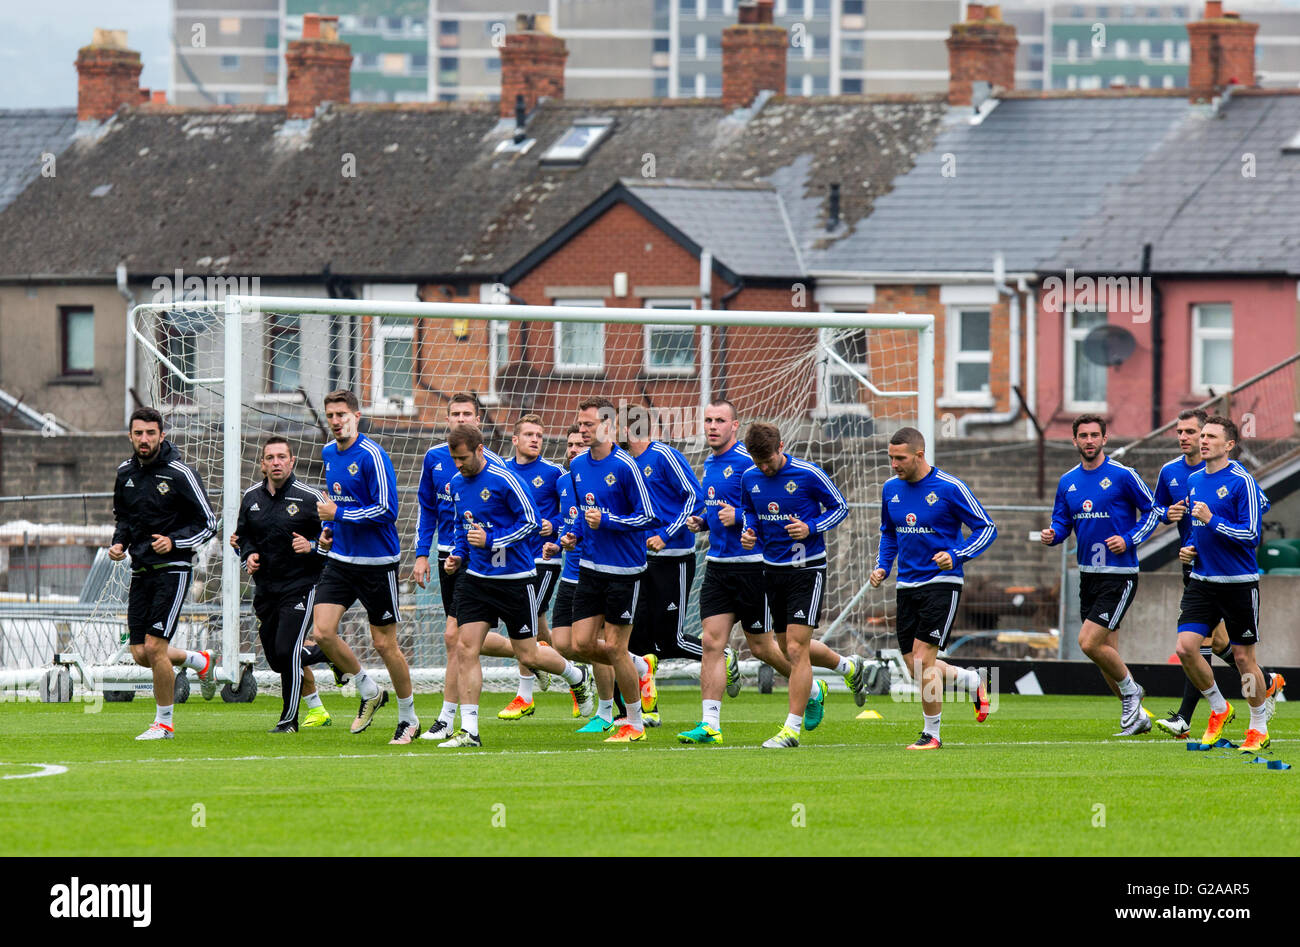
[701,441,761,564]
[322,434,400,566]
[1185,461,1270,583]
[876,466,997,587]
[1045,455,1160,573]
[739,453,848,568]
[414,441,504,557]
[567,445,655,575]
[632,441,702,558]
[506,454,566,564]
[450,462,539,580]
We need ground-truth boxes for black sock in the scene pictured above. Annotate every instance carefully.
[614,686,627,717]
[299,644,329,667]
[1175,676,1201,723]
[1214,645,1233,663]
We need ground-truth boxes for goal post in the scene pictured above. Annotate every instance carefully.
[117,294,934,693]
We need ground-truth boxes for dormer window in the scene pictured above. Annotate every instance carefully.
[540,117,613,165]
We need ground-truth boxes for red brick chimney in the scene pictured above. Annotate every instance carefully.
[499,14,567,119]
[1187,2,1258,101]
[75,29,144,122]
[946,3,1018,107]
[721,1,786,109]
[286,14,351,119]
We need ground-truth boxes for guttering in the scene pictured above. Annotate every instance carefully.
[957,255,1023,436]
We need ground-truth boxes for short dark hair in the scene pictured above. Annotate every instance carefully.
[707,399,738,421]
[1177,408,1208,427]
[448,392,479,414]
[324,389,360,412]
[514,413,543,434]
[262,435,292,456]
[1203,414,1239,445]
[577,396,615,414]
[1072,413,1107,438]
[744,421,781,458]
[624,405,653,441]
[447,424,484,452]
[566,423,581,437]
[889,426,925,452]
[129,406,164,431]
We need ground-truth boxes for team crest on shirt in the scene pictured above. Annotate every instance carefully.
[1217,485,1229,499]
[532,476,544,488]
[925,491,938,506]
[723,465,734,478]
[784,481,797,494]
[707,486,716,499]
[644,465,653,477]
[1100,477,1112,489]
[480,488,491,501]
[1082,499,1093,511]
[287,503,299,516]
[157,482,170,495]
[905,513,917,526]
[605,473,616,486]
[348,462,359,476]
[767,502,780,513]
[585,492,596,506]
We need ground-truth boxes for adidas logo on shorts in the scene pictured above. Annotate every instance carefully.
[294,602,305,610]
[152,622,165,630]
[520,625,530,635]
[1098,612,1110,621]
[666,602,677,611]
[794,610,806,619]
[381,611,393,620]
[621,611,632,619]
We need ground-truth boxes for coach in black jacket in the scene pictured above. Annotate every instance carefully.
[108,407,217,741]
[232,435,359,732]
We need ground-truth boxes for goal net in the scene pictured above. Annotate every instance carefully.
[76,294,932,696]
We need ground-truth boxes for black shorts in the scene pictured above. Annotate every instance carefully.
[127,568,191,645]
[896,583,962,653]
[699,561,767,634]
[1079,572,1138,631]
[763,566,825,634]
[314,559,401,626]
[1178,578,1260,646]
[551,579,577,629]
[438,553,461,623]
[571,566,644,626]
[456,573,539,639]
[632,555,698,655]
[1182,563,1194,588]
[533,562,563,616]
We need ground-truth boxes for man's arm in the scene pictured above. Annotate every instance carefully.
[1124,468,1161,548]
[168,462,218,549]
[808,466,849,537]
[488,472,539,549]
[876,491,897,575]
[650,448,700,544]
[338,448,398,525]
[111,470,132,549]
[1045,479,1072,544]
[951,482,997,564]
[414,454,438,557]
[234,491,258,561]
[1208,477,1263,548]
[598,460,655,531]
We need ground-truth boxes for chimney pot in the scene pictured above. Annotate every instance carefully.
[756,0,775,25]
[722,1,787,108]
[286,14,351,119]
[947,7,1018,106]
[968,3,986,20]
[151,90,166,104]
[76,28,145,122]
[1205,1,1223,17]
[1187,2,1257,99]
[499,19,567,118]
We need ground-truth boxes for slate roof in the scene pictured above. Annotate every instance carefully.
[808,95,1192,275]
[0,95,948,282]
[0,109,79,214]
[1045,91,1300,275]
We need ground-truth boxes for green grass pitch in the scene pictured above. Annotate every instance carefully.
[0,690,1294,857]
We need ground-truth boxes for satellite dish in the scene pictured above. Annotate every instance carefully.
[1082,324,1137,367]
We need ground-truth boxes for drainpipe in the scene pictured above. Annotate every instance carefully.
[1143,242,1163,432]
[116,263,137,426]
[716,278,744,403]
[957,253,1022,437]
[1024,276,1037,440]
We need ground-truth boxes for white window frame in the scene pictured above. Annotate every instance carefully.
[941,306,994,407]
[814,310,871,417]
[1064,307,1109,413]
[553,298,605,376]
[1191,303,1233,395]
[642,299,697,377]
[264,312,303,396]
[363,284,419,415]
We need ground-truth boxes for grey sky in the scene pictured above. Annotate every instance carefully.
[1,0,170,109]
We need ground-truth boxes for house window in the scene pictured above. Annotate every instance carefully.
[60,307,94,375]
[643,300,696,375]
[553,299,605,374]
[817,323,870,414]
[220,55,240,71]
[1192,304,1233,393]
[158,315,198,404]
[945,308,992,401]
[372,316,414,409]
[1065,308,1108,411]
[267,313,301,392]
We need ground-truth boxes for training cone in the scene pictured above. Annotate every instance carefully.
[856,709,883,720]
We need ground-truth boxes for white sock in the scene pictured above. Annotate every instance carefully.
[155,704,173,726]
[703,699,721,730]
[439,701,458,725]
[835,655,852,675]
[597,698,614,721]
[960,667,981,692]
[517,672,535,702]
[924,712,941,739]
[1117,674,1138,697]
[462,704,479,736]
[1201,683,1228,714]
[783,712,802,733]
[633,654,650,676]
[559,660,583,686]
[305,692,323,710]
[626,699,643,730]
[182,651,206,670]
[354,669,379,700]
[808,676,821,699]
[1249,703,1268,733]
[397,694,416,724]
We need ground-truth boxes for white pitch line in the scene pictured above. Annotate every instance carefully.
[0,762,69,780]
[16,737,1292,769]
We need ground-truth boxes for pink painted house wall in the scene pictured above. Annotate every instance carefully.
[1037,277,1299,440]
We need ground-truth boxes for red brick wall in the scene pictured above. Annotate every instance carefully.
[1187,14,1258,98]
[286,37,352,119]
[76,45,143,122]
[721,24,787,110]
[946,16,1018,106]
[500,31,567,118]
